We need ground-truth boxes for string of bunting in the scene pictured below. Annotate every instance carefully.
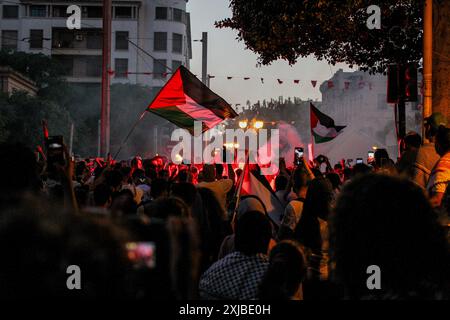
[110,71,376,90]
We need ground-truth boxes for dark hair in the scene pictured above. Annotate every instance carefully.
[111,189,137,215]
[374,148,390,168]
[177,169,189,182]
[294,178,333,252]
[93,183,112,207]
[0,199,130,298]
[150,178,168,199]
[352,163,371,177]
[145,197,190,220]
[293,168,308,193]
[403,131,422,149]
[259,240,307,300]
[235,211,271,255]
[170,182,197,208]
[435,125,450,155]
[331,174,449,299]
[275,175,288,192]
[326,172,341,190]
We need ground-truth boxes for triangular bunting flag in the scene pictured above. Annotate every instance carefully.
[147,66,238,136]
[294,80,300,84]
[277,79,283,84]
[310,103,346,144]
[311,80,317,88]
[244,77,250,80]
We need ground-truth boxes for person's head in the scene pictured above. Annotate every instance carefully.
[374,148,390,168]
[258,240,307,300]
[132,168,147,186]
[158,169,170,181]
[177,169,188,182]
[235,211,271,256]
[144,197,190,221]
[170,182,197,209]
[0,199,130,298]
[326,172,341,191]
[105,169,123,192]
[292,168,308,194]
[351,163,371,178]
[294,178,333,251]
[202,164,216,182]
[274,175,289,192]
[93,183,112,208]
[215,164,224,180]
[435,125,450,156]
[150,178,168,200]
[110,189,137,216]
[331,174,449,299]
[401,131,422,153]
[424,112,448,141]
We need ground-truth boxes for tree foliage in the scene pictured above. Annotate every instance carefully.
[217,0,424,72]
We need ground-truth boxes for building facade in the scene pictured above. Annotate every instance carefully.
[318,69,422,160]
[0,66,37,96]
[0,0,192,89]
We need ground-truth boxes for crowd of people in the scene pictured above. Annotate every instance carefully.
[0,113,449,299]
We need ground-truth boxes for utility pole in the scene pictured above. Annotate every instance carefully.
[201,32,208,86]
[423,0,433,130]
[100,0,112,158]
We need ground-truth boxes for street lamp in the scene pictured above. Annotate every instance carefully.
[254,120,264,130]
[239,120,248,129]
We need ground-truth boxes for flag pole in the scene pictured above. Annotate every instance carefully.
[113,110,148,160]
[231,152,249,226]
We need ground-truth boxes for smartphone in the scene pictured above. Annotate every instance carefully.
[368,151,375,159]
[294,147,304,165]
[126,242,156,269]
[46,135,65,172]
[356,158,363,164]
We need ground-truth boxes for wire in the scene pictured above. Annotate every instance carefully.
[127,39,173,72]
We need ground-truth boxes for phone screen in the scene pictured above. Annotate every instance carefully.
[126,242,156,269]
[46,135,65,172]
[294,147,304,165]
[368,151,375,158]
[356,158,363,164]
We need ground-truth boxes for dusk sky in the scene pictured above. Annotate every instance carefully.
[186,0,353,109]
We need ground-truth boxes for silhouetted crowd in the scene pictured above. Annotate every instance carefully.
[0,113,449,300]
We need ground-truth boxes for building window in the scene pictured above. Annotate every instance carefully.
[52,5,68,17]
[155,7,167,20]
[29,30,43,49]
[172,33,183,54]
[173,8,183,22]
[86,30,102,49]
[3,5,19,18]
[153,59,167,79]
[115,59,128,78]
[52,28,74,48]
[115,6,132,19]
[30,5,47,17]
[154,32,167,51]
[82,6,102,18]
[172,60,182,71]
[86,56,102,77]
[115,31,128,50]
[1,30,18,50]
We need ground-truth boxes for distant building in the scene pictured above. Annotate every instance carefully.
[0,66,37,96]
[0,0,192,91]
[318,69,422,160]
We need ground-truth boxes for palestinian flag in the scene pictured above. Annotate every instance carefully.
[147,66,238,135]
[240,165,284,227]
[310,103,346,144]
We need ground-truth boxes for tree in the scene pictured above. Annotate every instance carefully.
[217,1,423,72]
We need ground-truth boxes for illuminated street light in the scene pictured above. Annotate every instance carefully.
[254,120,264,129]
[239,120,248,129]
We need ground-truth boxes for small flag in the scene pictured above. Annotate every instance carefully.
[147,66,238,135]
[244,77,250,80]
[241,165,284,226]
[208,75,215,79]
[311,80,317,88]
[227,76,233,80]
[294,80,300,84]
[277,79,283,84]
[42,119,49,141]
[310,103,346,144]
[261,78,264,84]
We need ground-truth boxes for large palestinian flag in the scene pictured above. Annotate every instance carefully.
[310,103,346,144]
[147,66,238,135]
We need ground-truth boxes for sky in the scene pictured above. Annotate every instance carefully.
[186,0,353,109]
